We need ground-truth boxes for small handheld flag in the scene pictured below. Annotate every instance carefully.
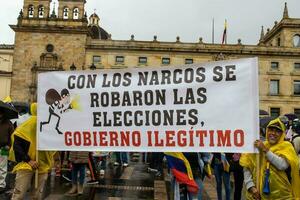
[165,152,199,194]
[221,153,230,172]
[204,163,212,179]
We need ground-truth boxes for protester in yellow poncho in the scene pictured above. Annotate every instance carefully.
[240,118,300,200]
[9,103,56,200]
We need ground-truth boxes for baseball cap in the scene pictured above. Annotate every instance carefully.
[267,118,286,133]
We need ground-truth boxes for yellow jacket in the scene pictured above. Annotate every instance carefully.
[9,103,55,174]
[240,118,300,200]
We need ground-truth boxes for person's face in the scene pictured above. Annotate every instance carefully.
[267,127,283,144]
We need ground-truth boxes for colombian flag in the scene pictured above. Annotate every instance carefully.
[165,152,199,194]
[222,20,227,44]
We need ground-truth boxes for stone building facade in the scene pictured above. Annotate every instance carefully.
[7,0,300,117]
[0,45,14,100]
[10,0,88,102]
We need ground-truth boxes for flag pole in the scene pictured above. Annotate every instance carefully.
[225,19,227,44]
[212,18,215,44]
[35,120,39,189]
[35,152,39,189]
[256,151,260,194]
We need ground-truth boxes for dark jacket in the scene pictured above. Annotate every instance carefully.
[0,119,14,147]
[13,135,31,163]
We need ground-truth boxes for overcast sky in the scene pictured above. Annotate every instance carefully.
[0,0,299,45]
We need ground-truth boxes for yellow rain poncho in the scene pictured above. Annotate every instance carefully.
[240,118,300,200]
[9,103,55,174]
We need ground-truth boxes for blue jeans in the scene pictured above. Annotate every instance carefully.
[116,152,128,164]
[214,164,230,200]
[72,163,86,185]
[188,177,203,200]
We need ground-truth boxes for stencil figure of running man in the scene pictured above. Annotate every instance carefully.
[40,89,69,134]
[40,88,80,135]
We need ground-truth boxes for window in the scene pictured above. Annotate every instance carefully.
[46,44,54,53]
[294,63,300,70]
[93,56,101,64]
[28,5,34,18]
[271,62,279,70]
[138,57,147,64]
[38,6,44,18]
[162,58,170,65]
[63,7,69,19]
[295,109,300,118]
[293,34,300,47]
[185,59,193,64]
[294,80,300,95]
[115,56,124,63]
[73,8,79,19]
[270,108,280,118]
[277,38,281,47]
[270,80,279,95]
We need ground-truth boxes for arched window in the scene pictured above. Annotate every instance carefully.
[38,6,44,18]
[73,8,79,19]
[63,7,69,19]
[28,5,34,18]
[90,26,100,39]
[293,34,300,47]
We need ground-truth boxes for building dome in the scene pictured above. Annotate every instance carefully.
[88,11,109,39]
[88,25,109,40]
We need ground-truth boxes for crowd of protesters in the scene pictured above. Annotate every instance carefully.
[1,97,300,200]
[169,115,300,200]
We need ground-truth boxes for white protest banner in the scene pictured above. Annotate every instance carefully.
[37,58,259,152]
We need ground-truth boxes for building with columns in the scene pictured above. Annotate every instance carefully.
[6,0,300,117]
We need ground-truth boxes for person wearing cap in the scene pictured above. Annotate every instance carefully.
[240,117,300,200]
